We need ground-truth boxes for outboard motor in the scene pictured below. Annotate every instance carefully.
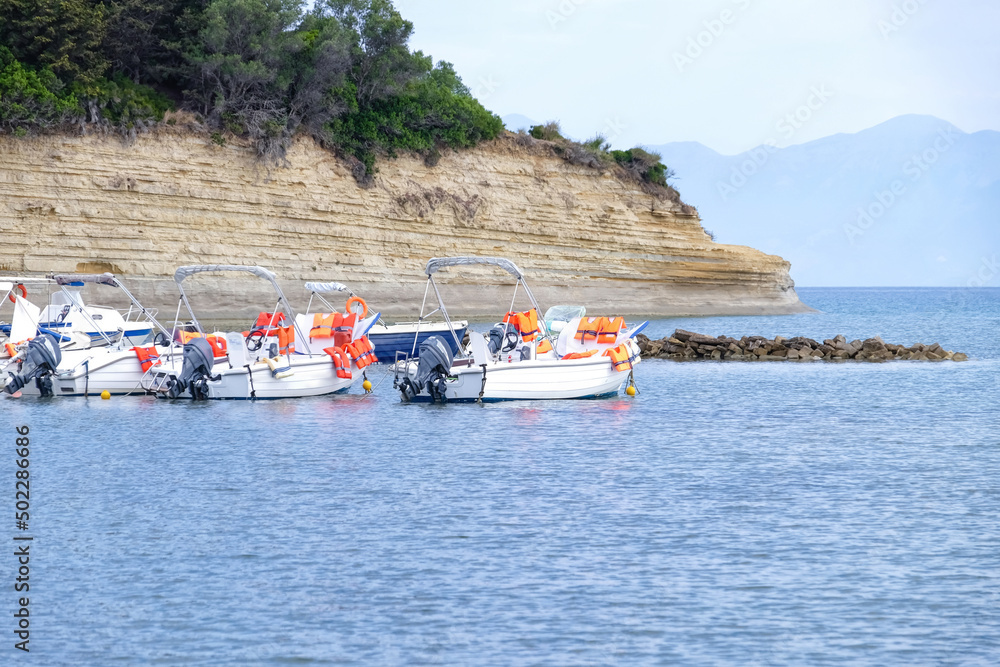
[166,337,217,400]
[487,324,519,356]
[399,335,455,402]
[4,335,63,396]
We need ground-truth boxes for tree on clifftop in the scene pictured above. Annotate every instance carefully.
[184,0,356,163]
[0,0,503,180]
[317,0,423,106]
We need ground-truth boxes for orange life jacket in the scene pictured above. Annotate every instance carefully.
[346,335,378,369]
[562,349,600,360]
[4,336,35,357]
[536,339,553,354]
[132,346,161,372]
[254,312,286,333]
[335,313,357,349]
[5,338,32,357]
[505,309,541,342]
[336,313,357,334]
[206,335,228,358]
[323,346,353,380]
[598,317,626,344]
[310,313,336,339]
[277,326,295,356]
[575,317,602,343]
[178,330,202,344]
[604,343,633,372]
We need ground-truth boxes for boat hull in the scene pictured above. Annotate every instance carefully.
[39,322,153,342]
[142,355,355,400]
[5,346,182,397]
[400,355,634,403]
[367,323,467,361]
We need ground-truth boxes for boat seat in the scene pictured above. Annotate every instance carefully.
[469,332,491,366]
[225,331,249,367]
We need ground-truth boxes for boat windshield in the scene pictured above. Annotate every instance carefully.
[544,305,587,334]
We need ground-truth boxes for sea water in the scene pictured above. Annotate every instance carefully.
[2,288,998,664]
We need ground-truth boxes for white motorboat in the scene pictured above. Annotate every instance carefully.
[142,266,377,400]
[393,257,644,403]
[1,275,154,352]
[3,273,181,397]
[300,281,468,361]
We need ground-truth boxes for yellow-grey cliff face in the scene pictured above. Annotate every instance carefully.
[0,128,807,318]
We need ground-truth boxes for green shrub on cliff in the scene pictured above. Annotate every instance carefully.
[325,61,504,182]
[0,47,81,132]
[529,121,563,142]
[78,75,173,129]
[0,46,173,134]
[611,147,676,188]
[517,121,679,197]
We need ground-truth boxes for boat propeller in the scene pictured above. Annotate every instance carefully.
[399,336,455,403]
[166,337,219,400]
[3,335,63,397]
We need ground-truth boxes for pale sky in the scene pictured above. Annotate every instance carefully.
[391,0,1000,155]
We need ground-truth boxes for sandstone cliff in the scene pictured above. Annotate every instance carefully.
[0,128,809,319]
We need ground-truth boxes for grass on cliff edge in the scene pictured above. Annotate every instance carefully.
[523,121,685,204]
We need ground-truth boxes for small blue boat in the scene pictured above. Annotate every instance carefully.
[367,322,469,361]
[300,282,467,361]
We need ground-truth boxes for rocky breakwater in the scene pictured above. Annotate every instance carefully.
[638,330,969,362]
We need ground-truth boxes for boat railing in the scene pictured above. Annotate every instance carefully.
[379,319,466,328]
[391,350,417,390]
[118,304,159,322]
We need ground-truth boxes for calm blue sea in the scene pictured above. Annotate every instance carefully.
[3,287,999,665]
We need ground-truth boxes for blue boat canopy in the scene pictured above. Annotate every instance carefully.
[54,273,117,287]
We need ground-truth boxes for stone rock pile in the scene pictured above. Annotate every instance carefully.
[637,330,968,362]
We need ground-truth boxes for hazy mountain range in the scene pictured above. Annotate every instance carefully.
[503,114,1000,286]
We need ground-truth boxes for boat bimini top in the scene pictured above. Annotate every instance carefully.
[303,281,383,341]
[304,282,350,294]
[172,264,316,354]
[54,273,119,287]
[305,281,356,316]
[420,256,545,355]
[174,265,280,284]
[425,256,527,280]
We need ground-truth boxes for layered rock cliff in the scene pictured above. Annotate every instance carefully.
[0,128,808,319]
